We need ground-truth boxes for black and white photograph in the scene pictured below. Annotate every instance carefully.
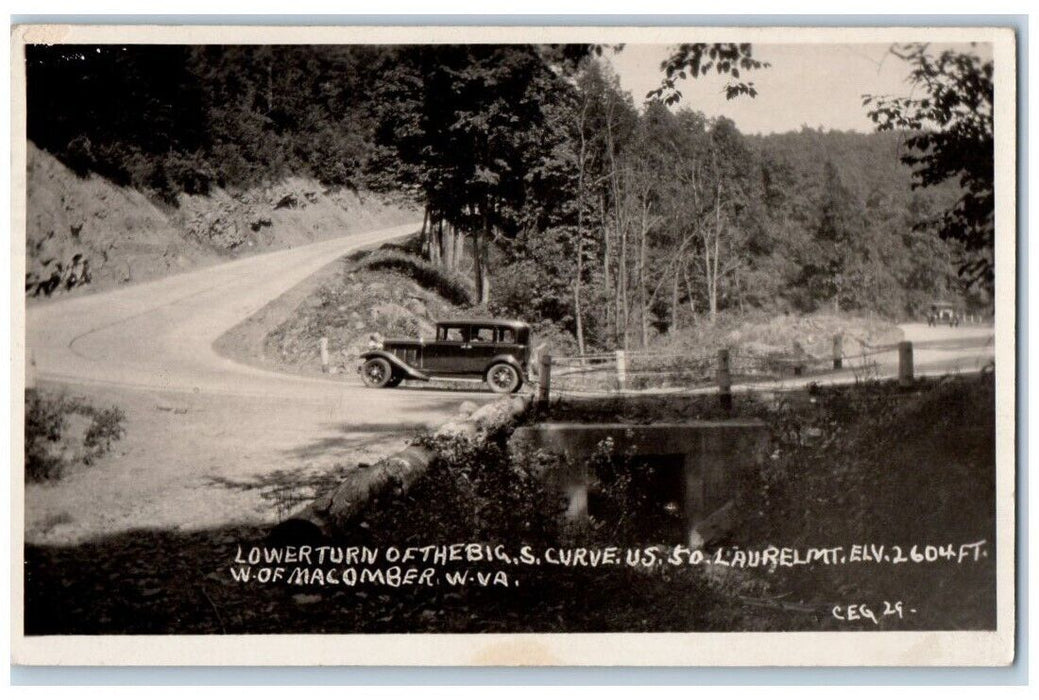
[11,24,1017,666]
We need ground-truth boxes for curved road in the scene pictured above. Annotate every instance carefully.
[25,223,496,544]
[28,222,489,401]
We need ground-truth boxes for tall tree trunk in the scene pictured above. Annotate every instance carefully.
[420,207,430,259]
[683,266,697,322]
[452,224,463,273]
[671,269,680,334]
[601,194,611,292]
[606,107,626,349]
[638,196,649,348]
[472,228,483,303]
[619,218,628,351]
[574,235,585,354]
[574,100,589,355]
[474,205,491,304]
[438,219,448,269]
[701,232,714,325]
[601,194,613,343]
[707,182,723,323]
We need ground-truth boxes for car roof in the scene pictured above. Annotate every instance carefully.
[436,318,530,329]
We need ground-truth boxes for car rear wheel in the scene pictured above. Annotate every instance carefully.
[361,358,393,388]
[487,363,521,394]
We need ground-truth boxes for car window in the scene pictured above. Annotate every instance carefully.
[472,327,496,343]
[439,326,466,342]
[499,328,516,343]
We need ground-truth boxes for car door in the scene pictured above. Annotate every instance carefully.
[494,325,527,370]
[463,325,502,374]
[423,324,469,374]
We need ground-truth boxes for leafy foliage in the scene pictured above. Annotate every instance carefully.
[26,45,388,201]
[26,42,987,348]
[368,45,581,302]
[651,43,770,103]
[25,389,126,482]
[864,43,995,290]
[25,389,69,481]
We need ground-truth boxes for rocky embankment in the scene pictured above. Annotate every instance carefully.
[25,142,414,299]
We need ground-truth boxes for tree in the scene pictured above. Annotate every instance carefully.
[864,43,995,291]
[651,43,770,104]
[27,44,386,199]
[370,45,578,304]
[696,117,756,322]
[806,161,868,312]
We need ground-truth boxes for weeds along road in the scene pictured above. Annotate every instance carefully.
[24,223,499,544]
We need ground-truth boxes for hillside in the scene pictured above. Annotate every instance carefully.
[214,243,472,378]
[25,142,415,300]
[23,42,989,331]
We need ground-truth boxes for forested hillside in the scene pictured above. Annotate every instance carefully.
[26,43,992,345]
[25,45,412,297]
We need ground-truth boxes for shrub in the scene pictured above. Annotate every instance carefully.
[368,429,567,546]
[529,319,581,358]
[25,389,69,481]
[24,389,126,482]
[83,406,127,452]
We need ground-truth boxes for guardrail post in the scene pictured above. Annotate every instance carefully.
[320,337,330,373]
[898,341,914,386]
[615,350,627,392]
[832,333,843,370]
[537,353,552,405]
[717,348,732,410]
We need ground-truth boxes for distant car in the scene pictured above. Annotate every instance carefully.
[927,302,960,327]
[358,319,531,393]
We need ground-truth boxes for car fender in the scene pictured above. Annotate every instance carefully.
[483,354,525,380]
[359,350,429,381]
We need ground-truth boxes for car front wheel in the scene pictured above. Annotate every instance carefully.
[361,357,393,388]
[487,363,522,394]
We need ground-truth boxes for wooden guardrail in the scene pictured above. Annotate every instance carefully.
[534,334,943,405]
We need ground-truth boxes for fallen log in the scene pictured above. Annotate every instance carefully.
[270,395,530,542]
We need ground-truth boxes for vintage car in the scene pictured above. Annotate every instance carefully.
[927,302,961,327]
[358,319,532,393]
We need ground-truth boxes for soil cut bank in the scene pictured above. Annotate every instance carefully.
[26,141,416,300]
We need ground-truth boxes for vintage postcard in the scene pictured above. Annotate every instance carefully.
[10,24,1017,666]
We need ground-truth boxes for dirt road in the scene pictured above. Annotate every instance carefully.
[25,223,497,544]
